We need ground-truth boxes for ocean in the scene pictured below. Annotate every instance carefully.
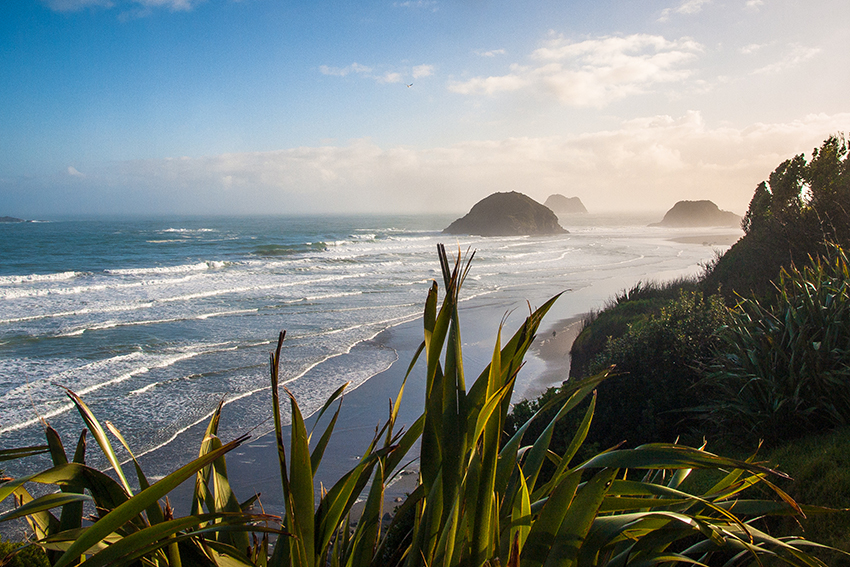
[0,213,739,487]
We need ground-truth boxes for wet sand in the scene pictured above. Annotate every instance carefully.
[186,306,583,522]
[668,232,742,246]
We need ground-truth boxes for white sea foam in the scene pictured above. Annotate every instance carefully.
[104,261,229,276]
[161,228,217,233]
[0,215,736,482]
[0,271,82,285]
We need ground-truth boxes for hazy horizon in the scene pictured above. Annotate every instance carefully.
[2,0,848,218]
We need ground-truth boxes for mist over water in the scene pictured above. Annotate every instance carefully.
[0,213,739,480]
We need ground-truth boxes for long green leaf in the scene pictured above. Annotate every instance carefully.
[53,434,248,567]
[286,387,315,567]
[61,387,135,498]
[0,491,87,523]
[0,445,49,462]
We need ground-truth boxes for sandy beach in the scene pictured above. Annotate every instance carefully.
[163,303,583,522]
[668,232,742,246]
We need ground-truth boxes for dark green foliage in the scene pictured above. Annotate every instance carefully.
[569,277,700,379]
[704,133,850,299]
[582,290,730,449]
[512,290,729,468]
[503,386,599,481]
[765,428,850,565]
[701,244,850,446]
[0,539,50,567]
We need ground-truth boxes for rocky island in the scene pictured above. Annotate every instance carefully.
[650,200,740,228]
[443,191,568,236]
[544,194,587,215]
[0,216,28,223]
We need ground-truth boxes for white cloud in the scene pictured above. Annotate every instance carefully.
[745,0,764,8]
[658,0,711,21]
[449,34,702,107]
[475,49,507,58]
[753,44,821,74]
[87,113,850,215]
[412,64,434,78]
[321,62,433,84]
[134,0,201,11]
[319,63,373,77]
[740,43,767,54]
[43,0,114,11]
[378,72,403,84]
[44,0,201,12]
[67,166,85,177]
[393,0,437,10]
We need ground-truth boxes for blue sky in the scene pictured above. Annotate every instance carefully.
[2,0,849,216]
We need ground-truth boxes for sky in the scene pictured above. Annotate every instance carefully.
[1,0,849,217]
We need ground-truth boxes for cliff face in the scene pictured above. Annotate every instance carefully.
[651,200,741,228]
[544,194,588,215]
[443,192,568,236]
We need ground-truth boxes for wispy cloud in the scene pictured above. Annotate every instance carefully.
[43,0,202,12]
[412,64,434,78]
[319,63,373,77]
[52,112,850,215]
[658,0,711,21]
[475,49,507,58]
[393,0,437,11]
[449,34,702,107]
[320,62,433,84]
[67,166,85,177]
[378,72,403,84]
[753,44,821,74]
[740,42,768,54]
[43,0,114,11]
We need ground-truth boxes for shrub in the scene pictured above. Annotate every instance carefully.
[701,244,850,446]
[0,539,50,567]
[569,277,700,379]
[582,290,730,449]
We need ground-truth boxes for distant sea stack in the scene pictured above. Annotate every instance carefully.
[544,194,588,215]
[650,200,741,228]
[443,192,568,236]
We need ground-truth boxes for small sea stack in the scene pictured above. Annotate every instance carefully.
[650,200,740,228]
[443,191,568,236]
[544,194,588,215]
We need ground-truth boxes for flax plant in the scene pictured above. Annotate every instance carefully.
[1,245,843,566]
[704,243,850,445]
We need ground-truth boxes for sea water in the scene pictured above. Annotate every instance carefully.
[0,214,739,483]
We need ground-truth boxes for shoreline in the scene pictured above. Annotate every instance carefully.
[165,305,584,521]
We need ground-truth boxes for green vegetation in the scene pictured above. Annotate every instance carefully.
[0,246,838,566]
[558,133,850,448]
[703,133,849,300]
[568,277,701,380]
[504,133,850,565]
[702,244,850,446]
[764,428,850,563]
[0,538,49,567]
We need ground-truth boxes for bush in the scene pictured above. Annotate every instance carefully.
[0,539,49,567]
[582,290,730,449]
[569,277,700,379]
[702,244,850,446]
